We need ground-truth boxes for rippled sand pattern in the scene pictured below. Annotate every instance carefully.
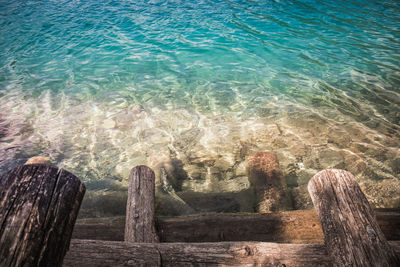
[0,0,399,217]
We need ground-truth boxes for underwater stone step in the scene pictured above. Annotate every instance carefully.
[247,152,292,212]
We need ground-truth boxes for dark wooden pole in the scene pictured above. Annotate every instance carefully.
[308,169,400,267]
[125,165,159,243]
[0,164,85,267]
[247,152,291,213]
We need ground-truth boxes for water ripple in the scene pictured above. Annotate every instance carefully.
[1,0,399,216]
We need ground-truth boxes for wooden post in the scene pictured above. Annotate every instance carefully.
[308,169,400,267]
[0,164,85,267]
[247,152,291,213]
[125,165,159,243]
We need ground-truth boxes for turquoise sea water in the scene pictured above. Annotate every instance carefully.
[1,0,399,216]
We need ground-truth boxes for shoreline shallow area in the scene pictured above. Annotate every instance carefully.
[1,88,399,217]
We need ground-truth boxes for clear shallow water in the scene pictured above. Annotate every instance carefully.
[1,0,399,217]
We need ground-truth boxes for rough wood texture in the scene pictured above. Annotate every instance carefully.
[72,209,400,243]
[247,152,291,212]
[64,239,400,267]
[63,240,161,267]
[73,216,126,241]
[308,169,400,267]
[157,210,324,243]
[125,165,159,242]
[0,164,85,267]
[64,239,331,266]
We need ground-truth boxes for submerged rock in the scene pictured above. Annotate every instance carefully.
[247,152,292,212]
[25,156,50,165]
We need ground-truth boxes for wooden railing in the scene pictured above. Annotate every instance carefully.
[1,158,399,266]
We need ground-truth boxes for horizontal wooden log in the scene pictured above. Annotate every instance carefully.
[157,210,323,243]
[72,209,400,243]
[64,239,400,267]
[64,240,161,267]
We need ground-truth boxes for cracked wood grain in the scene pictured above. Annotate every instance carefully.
[308,169,400,267]
[0,164,85,267]
[125,165,159,243]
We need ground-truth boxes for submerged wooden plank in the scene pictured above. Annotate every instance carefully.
[72,209,400,243]
[308,169,400,267]
[64,239,400,267]
[0,164,85,267]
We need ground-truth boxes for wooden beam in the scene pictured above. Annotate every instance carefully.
[125,165,159,243]
[64,240,161,266]
[72,209,400,243]
[157,210,323,243]
[64,239,400,267]
[0,164,85,267]
[308,169,400,266]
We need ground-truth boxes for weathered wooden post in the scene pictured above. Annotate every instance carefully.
[125,165,159,243]
[247,152,291,213]
[0,164,85,267]
[308,169,400,267]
